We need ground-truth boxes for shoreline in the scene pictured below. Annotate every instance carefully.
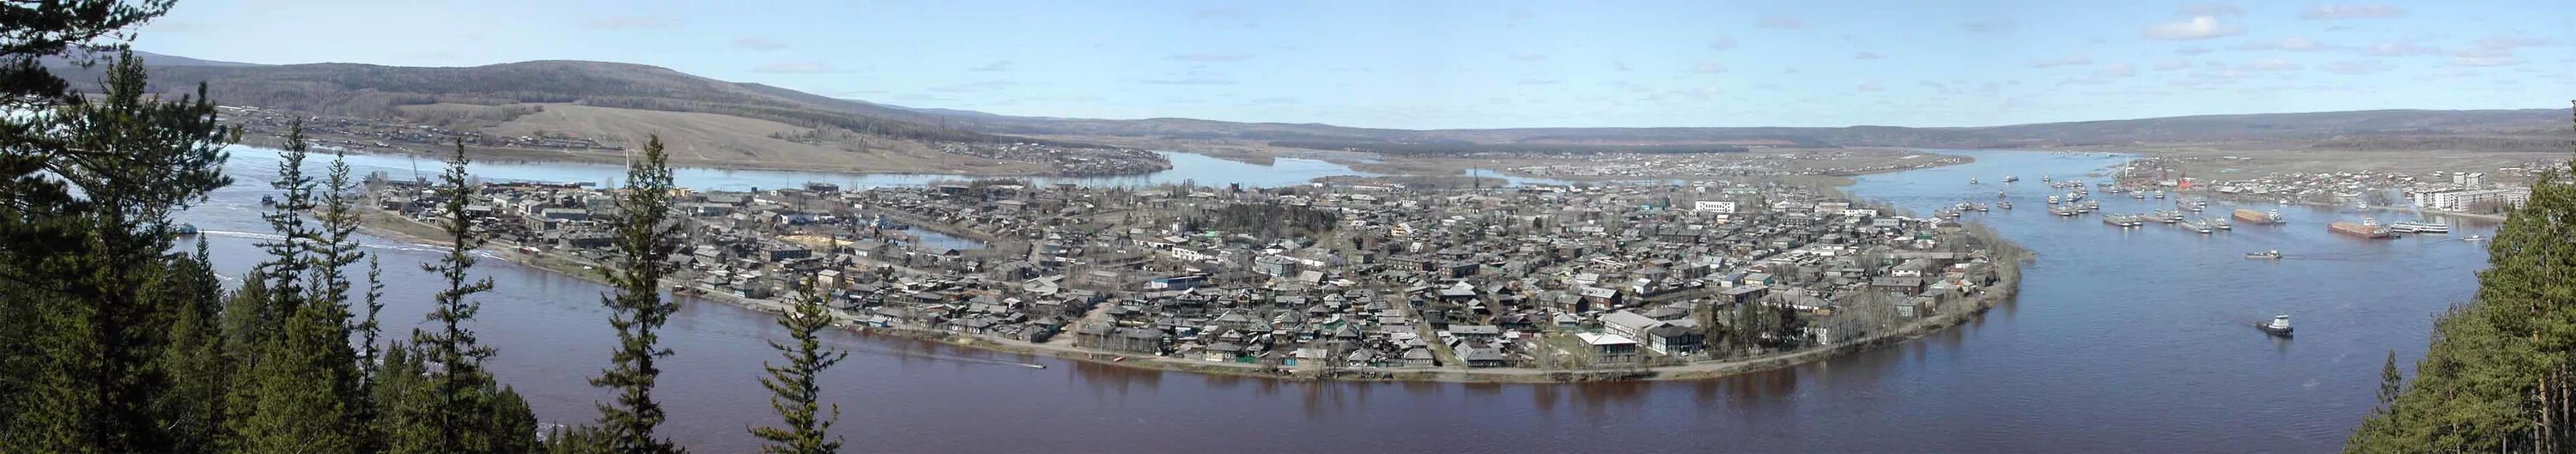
[354,180,2030,384]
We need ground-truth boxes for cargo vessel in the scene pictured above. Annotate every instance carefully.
[2330,218,2394,239]
[2388,221,2450,234]
[2233,208,2283,225]
[2257,315,2293,336]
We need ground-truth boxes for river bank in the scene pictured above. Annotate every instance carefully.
[352,183,2030,384]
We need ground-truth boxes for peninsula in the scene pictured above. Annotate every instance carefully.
[353,162,2023,383]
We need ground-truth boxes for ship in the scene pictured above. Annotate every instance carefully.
[2388,220,2451,234]
[2257,315,2293,336]
[1997,190,2008,199]
[2463,235,2488,242]
[174,223,198,238]
[1970,178,1980,185]
[2233,209,2284,225]
[2213,218,2232,230]
[2151,209,2183,223]
[2179,219,2213,233]
[2153,190,2166,199]
[2041,175,2051,182]
[2003,175,2020,183]
[2051,207,2079,216]
[2330,218,2395,239]
[1998,202,2013,209]
[2104,215,2133,227]
[2046,195,2060,204]
[2245,250,2282,260]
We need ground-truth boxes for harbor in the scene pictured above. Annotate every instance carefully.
[172,148,2498,452]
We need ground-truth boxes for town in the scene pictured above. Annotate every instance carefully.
[361,173,2020,381]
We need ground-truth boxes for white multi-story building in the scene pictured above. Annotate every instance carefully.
[2414,187,2530,211]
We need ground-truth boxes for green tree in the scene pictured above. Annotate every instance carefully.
[750,275,850,454]
[387,139,538,454]
[2348,101,2576,452]
[233,124,364,453]
[0,46,233,452]
[589,136,686,454]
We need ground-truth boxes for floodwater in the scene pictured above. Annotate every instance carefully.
[173,148,2484,452]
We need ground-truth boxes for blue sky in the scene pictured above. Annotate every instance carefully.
[132,0,2576,130]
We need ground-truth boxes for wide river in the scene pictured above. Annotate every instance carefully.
[174,148,2486,452]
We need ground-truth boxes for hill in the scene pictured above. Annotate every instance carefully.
[46,58,1165,175]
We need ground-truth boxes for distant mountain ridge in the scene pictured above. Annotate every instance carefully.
[56,51,2574,155]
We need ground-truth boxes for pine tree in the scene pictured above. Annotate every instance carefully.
[750,275,850,454]
[233,121,365,454]
[2348,101,2576,452]
[0,46,232,452]
[149,241,232,453]
[391,139,539,454]
[2378,350,2403,409]
[590,136,686,453]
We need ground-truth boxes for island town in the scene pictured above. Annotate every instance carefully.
[356,171,2022,382]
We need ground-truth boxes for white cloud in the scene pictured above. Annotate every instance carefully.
[2098,63,2139,77]
[1191,7,1246,19]
[1517,78,1563,85]
[1613,61,1634,72]
[2029,55,2093,68]
[1757,15,1803,29]
[2176,46,2214,55]
[1139,77,1238,85]
[1856,82,1884,92]
[2475,34,2558,51]
[969,61,1014,72]
[732,37,787,51]
[1692,61,1728,74]
[2359,41,2440,57]
[2236,36,2339,51]
[1852,51,1884,60]
[582,15,677,30]
[1958,20,2016,33]
[1510,53,1548,62]
[1709,36,1738,50]
[2236,58,2304,71]
[2324,59,2395,74]
[1165,53,1254,62]
[2154,59,2196,70]
[2302,3,2403,20]
[753,61,848,74]
[929,80,1015,93]
[2144,15,2245,40]
[2180,3,2243,16]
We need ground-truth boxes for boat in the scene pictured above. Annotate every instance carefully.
[2003,175,2020,183]
[2153,191,2166,199]
[1998,202,2013,209]
[2233,209,2284,225]
[1970,178,1980,185]
[2257,315,2293,336]
[2046,195,2060,204]
[2132,191,2147,199]
[2463,235,2488,242]
[2213,218,2232,230]
[2179,220,2212,233]
[2388,221,2451,234]
[2103,215,2133,227]
[173,223,198,238]
[2330,217,2395,239]
[2245,250,2282,260]
[2051,207,2078,216]
[1997,190,2008,199]
[260,195,277,207]
[2041,176,2052,182]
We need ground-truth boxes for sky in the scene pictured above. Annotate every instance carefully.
[129,0,2576,130]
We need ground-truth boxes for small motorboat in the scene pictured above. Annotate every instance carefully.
[259,195,277,207]
[173,223,198,238]
[2463,235,2488,242]
[2257,315,2293,336]
[2244,250,2282,260]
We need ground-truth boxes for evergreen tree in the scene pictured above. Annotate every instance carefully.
[390,139,538,453]
[233,122,364,454]
[2348,101,2576,452]
[750,275,850,454]
[0,47,232,453]
[590,136,686,453]
[149,240,231,453]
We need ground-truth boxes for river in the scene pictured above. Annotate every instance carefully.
[173,148,2484,452]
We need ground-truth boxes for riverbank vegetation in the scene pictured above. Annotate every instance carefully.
[2345,102,2576,453]
[0,2,850,452]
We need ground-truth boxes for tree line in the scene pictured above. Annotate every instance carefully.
[2345,101,2576,453]
[0,2,852,453]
